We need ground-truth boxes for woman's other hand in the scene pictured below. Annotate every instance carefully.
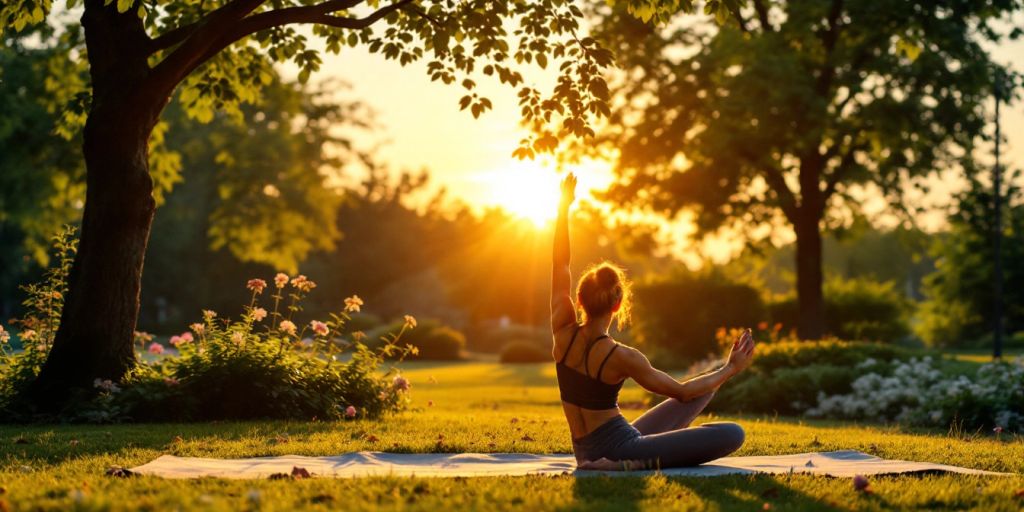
[726,328,755,376]
[560,172,577,207]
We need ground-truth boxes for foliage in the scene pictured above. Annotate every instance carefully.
[707,339,919,416]
[631,272,766,363]
[0,227,77,408]
[0,29,85,310]
[769,277,911,343]
[1,236,416,421]
[808,356,1024,433]
[378,318,465,361]
[916,173,1024,347]
[499,340,550,363]
[0,0,668,159]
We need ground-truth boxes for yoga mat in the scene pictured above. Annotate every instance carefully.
[128,450,1010,479]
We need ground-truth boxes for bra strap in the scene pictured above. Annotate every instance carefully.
[559,326,581,364]
[596,344,619,381]
[583,334,611,376]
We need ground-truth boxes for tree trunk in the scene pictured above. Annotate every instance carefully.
[794,213,826,339]
[26,0,164,410]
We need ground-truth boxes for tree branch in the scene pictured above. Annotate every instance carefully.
[179,0,412,81]
[822,141,865,199]
[146,0,270,96]
[762,165,800,222]
[726,4,749,33]
[752,0,772,31]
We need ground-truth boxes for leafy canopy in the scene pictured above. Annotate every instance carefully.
[1,0,722,161]
[586,0,1020,244]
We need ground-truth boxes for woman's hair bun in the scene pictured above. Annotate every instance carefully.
[596,265,619,287]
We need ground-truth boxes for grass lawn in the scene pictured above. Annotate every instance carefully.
[1,361,1022,511]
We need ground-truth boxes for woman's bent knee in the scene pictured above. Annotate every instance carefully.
[710,422,745,452]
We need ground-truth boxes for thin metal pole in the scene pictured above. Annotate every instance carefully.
[992,79,1004,360]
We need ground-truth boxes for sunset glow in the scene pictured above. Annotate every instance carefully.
[476,159,616,227]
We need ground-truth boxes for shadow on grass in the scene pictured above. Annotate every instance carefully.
[669,474,844,511]
[564,475,648,512]
[0,420,350,464]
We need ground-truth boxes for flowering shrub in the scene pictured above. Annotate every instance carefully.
[705,339,918,416]
[377,318,465,361]
[0,228,76,410]
[807,356,1024,432]
[2,229,419,422]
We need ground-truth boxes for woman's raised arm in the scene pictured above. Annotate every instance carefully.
[551,173,578,333]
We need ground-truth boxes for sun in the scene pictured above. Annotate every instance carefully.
[475,158,616,227]
[479,160,562,227]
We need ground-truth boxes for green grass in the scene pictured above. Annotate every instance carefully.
[1,361,1022,511]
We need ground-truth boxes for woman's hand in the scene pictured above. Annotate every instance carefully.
[725,328,755,376]
[560,172,577,207]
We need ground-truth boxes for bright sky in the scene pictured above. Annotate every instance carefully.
[294,13,1024,262]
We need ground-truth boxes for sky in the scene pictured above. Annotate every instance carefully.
[290,11,1024,263]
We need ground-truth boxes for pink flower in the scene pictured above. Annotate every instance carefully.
[403,315,417,329]
[180,332,194,343]
[247,278,268,294]
[231,331,245,345]
[190,323,204,335]
[345,405,357,418]
[392,375,410,392]
[279,320,297,335]
[202,310,217,320]
[0,326,9,344]
[310,320,329,337]
[252,308,268,322]
[352,331,366,342]
[147,342,164,355]
[853,474,870,491]
[994,426,1004,435]
[163,377,179,386]
[290,275,316,292]
[274,273,289,289]
[169,332,193,346]
[344,295,364,313]
[21,329,38,341]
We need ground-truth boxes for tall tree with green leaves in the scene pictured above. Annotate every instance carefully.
[587,0,1020,338]
[1,0,725,406]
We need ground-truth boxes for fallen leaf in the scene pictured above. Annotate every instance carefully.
[853,474,870,492]
[366,434,379,442]
[310,494,334,504]
[521,435,535,442]
[105,467,135,478]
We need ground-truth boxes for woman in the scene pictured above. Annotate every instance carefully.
[551,172,755,470]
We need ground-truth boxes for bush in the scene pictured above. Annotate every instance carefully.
[1,236,415,422]
[471,323,549,353]
[769,277,910,343]
[633,274,767,363]
[707,339,920,416]
[808,357,1024,433]
[500,341,550,363]
[379,318,465,360]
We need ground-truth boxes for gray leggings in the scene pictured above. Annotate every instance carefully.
[572,393,745,469]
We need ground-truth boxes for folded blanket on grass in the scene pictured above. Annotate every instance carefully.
[129,450,1009,479]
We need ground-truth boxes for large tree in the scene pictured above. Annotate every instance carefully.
[588,0,1020,338]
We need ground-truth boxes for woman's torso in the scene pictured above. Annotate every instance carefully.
[552,324,627,440]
